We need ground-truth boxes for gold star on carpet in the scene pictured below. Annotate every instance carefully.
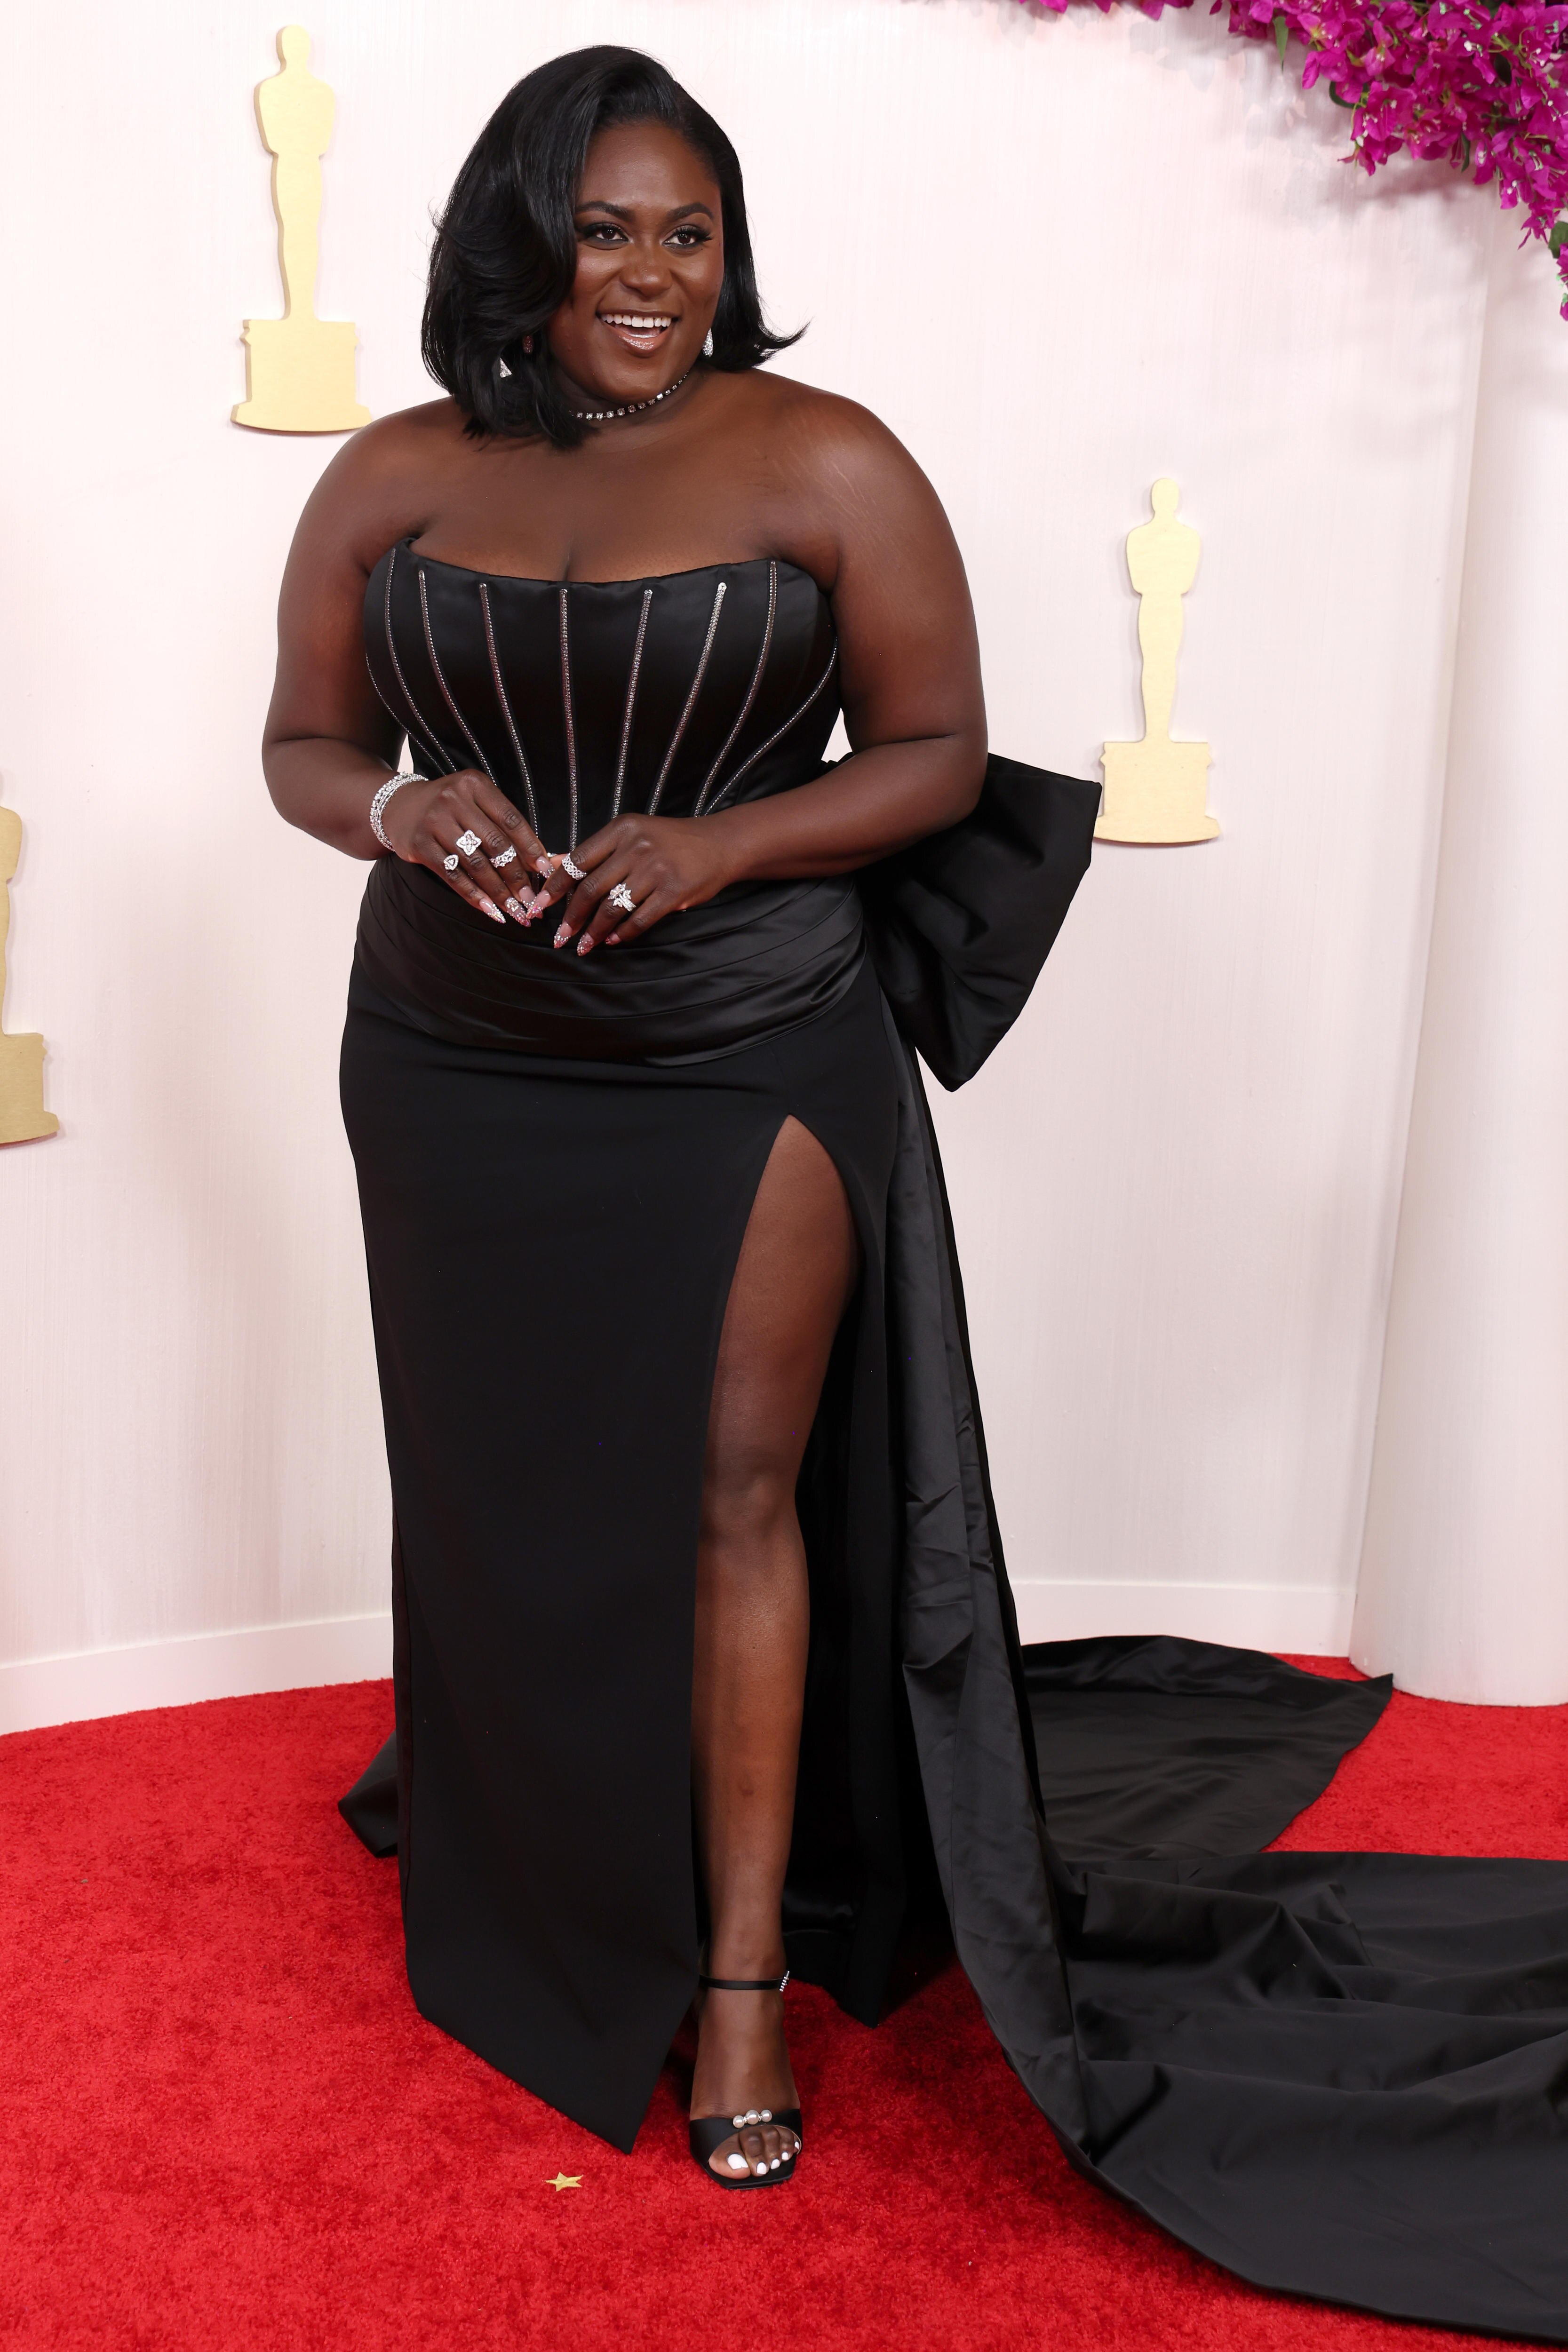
[547,2173,583,2192]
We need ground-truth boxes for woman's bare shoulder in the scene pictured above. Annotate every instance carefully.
[291,398,478,572]
[722,368,949,580]
[735,367,918,473]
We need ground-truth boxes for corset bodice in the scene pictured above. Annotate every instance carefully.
[365,540,841,850]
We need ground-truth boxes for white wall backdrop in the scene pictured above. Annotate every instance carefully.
[0,0,1554,1729]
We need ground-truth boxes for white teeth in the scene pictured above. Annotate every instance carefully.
[601,314,670,329]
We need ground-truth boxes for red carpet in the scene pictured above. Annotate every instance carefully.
[3,1661,1565,2351]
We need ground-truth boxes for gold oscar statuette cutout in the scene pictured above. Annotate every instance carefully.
[1096,479,1219,845]
[232,26,370,434]
[0,804,58,1145]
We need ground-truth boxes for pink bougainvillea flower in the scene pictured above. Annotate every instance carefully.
[1012,0,1568,312]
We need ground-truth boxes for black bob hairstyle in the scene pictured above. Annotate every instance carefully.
[422,46,799,449]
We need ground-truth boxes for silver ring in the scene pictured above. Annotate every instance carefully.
[492,845,517,870]
[561,855,587,882]
[455,829,483,858]
[608,881,636,915]
[442,852,460,872]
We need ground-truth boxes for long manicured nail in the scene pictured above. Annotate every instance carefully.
[504,898,527,923]
[553,922,573,949]
[576,934,594,956]
[534,854,556,877]
[479,895,505,924]
[605,930,621,947]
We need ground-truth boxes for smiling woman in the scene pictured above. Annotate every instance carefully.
[263,43,1003,2199]
[261,41,1568,2336]
[420,51,799,448]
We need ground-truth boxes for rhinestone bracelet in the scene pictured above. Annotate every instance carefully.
[370,770,427,850]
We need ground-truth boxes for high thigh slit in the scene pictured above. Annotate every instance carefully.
[688,1112,857,2170]
[335,540,1568,2343]
[340,954,901,2148]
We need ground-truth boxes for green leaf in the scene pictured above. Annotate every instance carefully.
[1274,11,1290,66]
[1328,80,1355,107]
[1550,220,1568,261]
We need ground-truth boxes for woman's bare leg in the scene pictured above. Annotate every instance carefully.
[689,1115,858,2180]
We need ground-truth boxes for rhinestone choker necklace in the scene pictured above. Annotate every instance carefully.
[573,366,693,425]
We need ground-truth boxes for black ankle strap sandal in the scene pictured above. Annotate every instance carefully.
[689,1971,802,2189]
[688,2105,804,2189]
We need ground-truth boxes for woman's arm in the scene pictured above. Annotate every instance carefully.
[261,413,550,922]
[717,394,987,874]
[547,393,986,953]
[262,421,416,858]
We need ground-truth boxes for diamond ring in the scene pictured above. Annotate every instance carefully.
[608,882,636,915]
[455,830,483,858]
[560,854,587,882]
[492,845,517,870]
[442,853,460,872]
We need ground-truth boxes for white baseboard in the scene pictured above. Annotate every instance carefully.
[0,1612,393,1737]
[1011,1580,1355,1655]
[0,1583,1353,1740]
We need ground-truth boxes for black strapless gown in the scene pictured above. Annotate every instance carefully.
[338,539,1568,2342]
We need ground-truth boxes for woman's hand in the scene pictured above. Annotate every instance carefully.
[526,814,743,955]
[381,771,552,927]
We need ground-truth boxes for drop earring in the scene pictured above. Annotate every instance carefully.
[497,356,512,379]
[702,328,714,358]
[523,333,534,353]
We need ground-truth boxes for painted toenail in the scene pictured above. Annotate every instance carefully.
[727,2153,748,2171]
[769,2157,780,2169]
[755,2163,767,2175]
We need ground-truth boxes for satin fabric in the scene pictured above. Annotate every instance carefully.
[860,753,1104,1090]
[342,954,905,2139]
[357,861,867,1064]
[887,970,1568,2344]
[365,542,839,846]
[341,544,1568,2343]
[341,1639,1392,1874]
[1022,1637,1392,1862]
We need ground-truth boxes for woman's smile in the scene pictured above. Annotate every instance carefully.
[598,310,674,354]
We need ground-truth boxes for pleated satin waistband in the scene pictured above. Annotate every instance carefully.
[353,856,866,1064]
